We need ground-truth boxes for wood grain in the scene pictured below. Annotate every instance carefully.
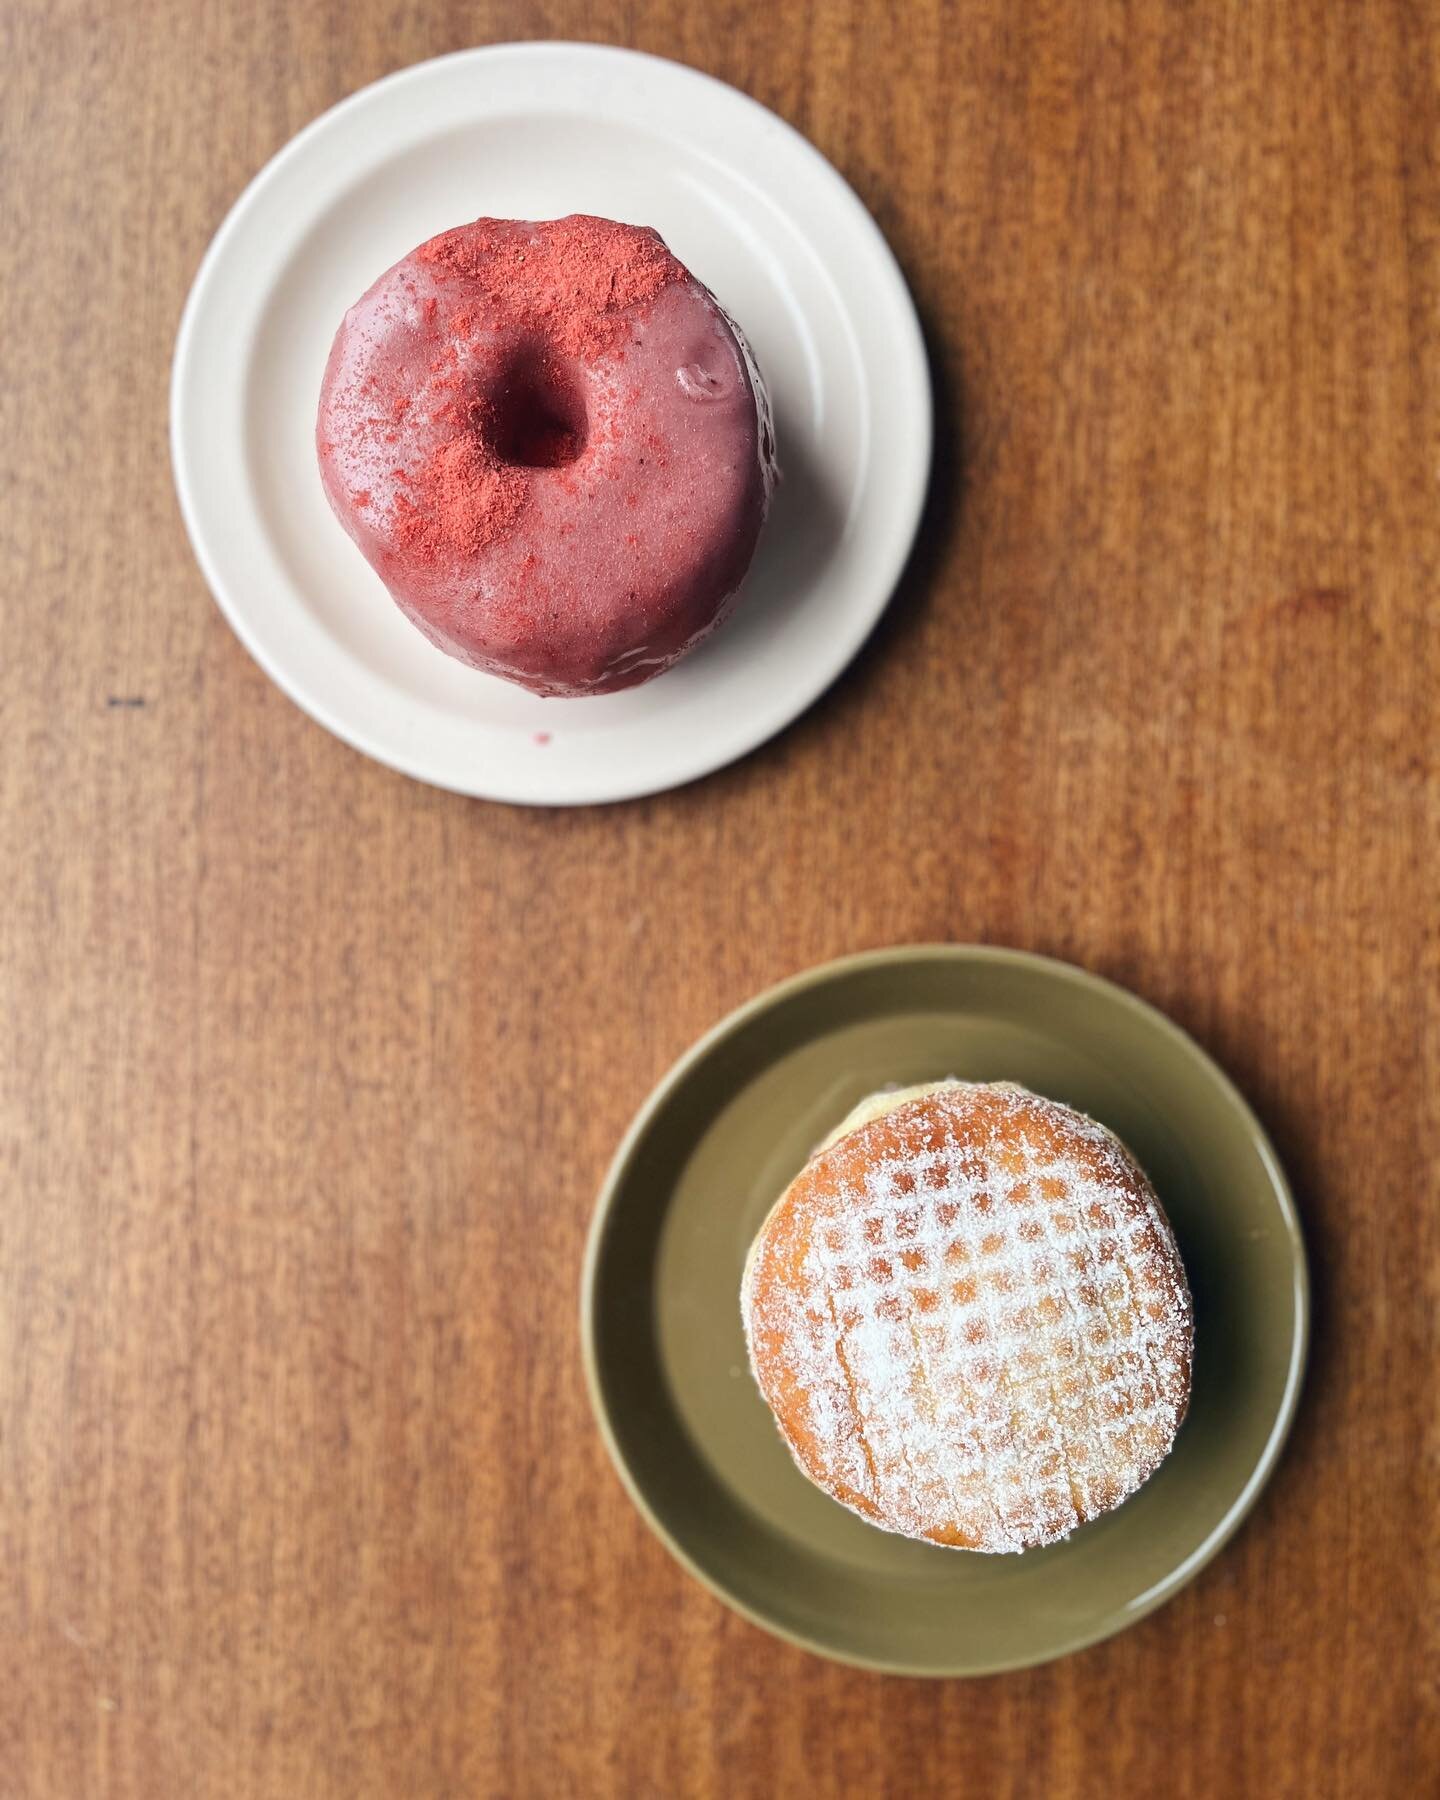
[2,1,1437,1795]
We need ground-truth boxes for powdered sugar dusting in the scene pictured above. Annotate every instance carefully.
[742,1082,1193,1553]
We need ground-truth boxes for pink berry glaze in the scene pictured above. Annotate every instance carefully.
[316,215,777,697]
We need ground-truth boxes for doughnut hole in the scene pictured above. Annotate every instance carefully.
[486,347,588,469]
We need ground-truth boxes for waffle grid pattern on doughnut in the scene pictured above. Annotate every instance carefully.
[742,1085,1193,1553]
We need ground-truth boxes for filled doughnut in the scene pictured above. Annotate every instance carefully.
[742,1081,1193,1552]
[316,214,777,696]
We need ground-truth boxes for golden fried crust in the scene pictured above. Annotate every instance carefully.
[741,1083,1193,1552]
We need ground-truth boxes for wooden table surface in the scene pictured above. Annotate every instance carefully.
[4,1,1437,1795]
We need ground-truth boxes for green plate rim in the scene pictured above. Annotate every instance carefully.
[579,944,1311,1676]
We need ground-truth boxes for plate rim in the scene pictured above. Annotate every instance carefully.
[580,943,1311,1676]
[170,40,934,805]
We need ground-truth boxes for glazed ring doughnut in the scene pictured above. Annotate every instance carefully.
[742,1081,1193,1552]
[317,214,776,697]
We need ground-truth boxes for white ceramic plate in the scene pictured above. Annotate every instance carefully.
[172,43,932,804]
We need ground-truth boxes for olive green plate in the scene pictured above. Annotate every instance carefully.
[581,947,1308,1675]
